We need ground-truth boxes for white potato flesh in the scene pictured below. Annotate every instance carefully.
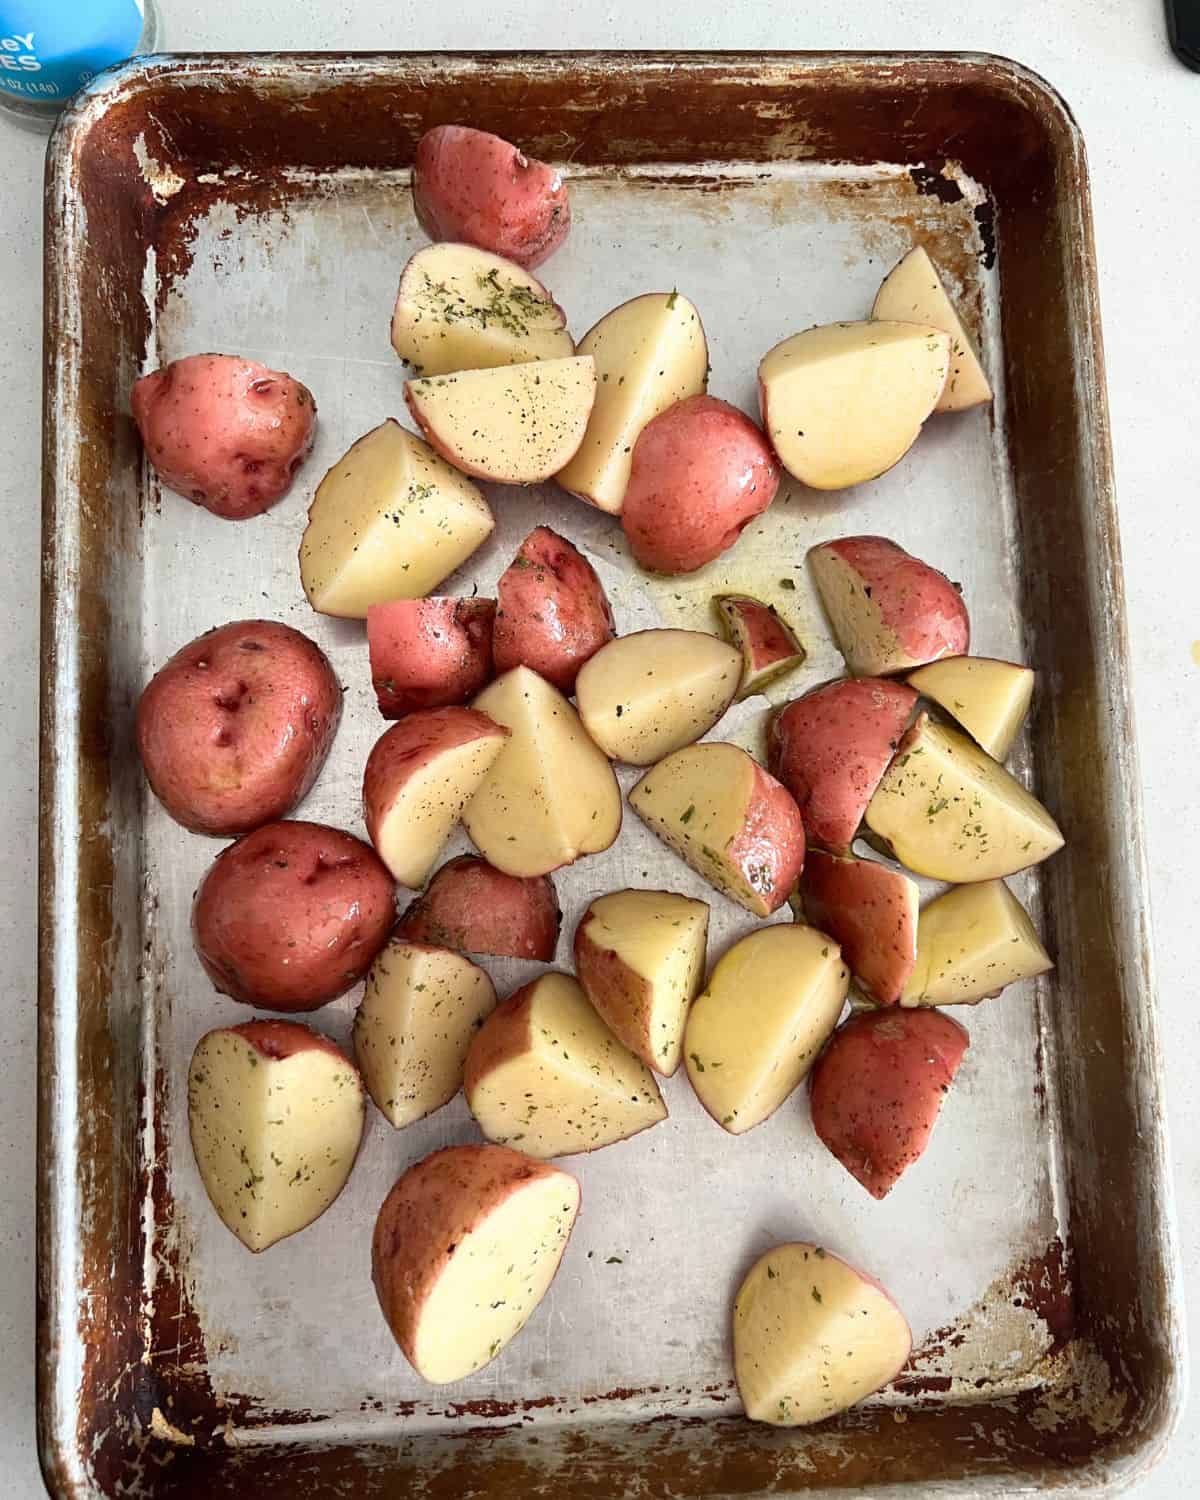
[300,419,494,617]
[865,713,1064,881]
[574,889,709,1074]
[734,1243,912,1425]
[354,941,497,1126]
[759,321,950,489]
[902,878,1053,1006]
[370,732,508,888]
[465,972,667,1156]
[555,292,709,513]
[187,1028,365,1253]
[684,926,849,1134]
[406,357,597,484]
[464,667,622,877]
[907,655,1035,761]
[574,629,741,765]
[391,242,574,377]
[872,246,992,412]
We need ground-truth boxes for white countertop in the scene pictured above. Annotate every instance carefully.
[2,2,1195,1494]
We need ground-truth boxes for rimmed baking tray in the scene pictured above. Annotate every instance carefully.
[39,51,1183,1498]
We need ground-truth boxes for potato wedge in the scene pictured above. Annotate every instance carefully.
[865,711,1064,881]
[872,246,992,412]
[390,242,574,377]
[368,596,495,719]
[299,419,494,618]
[188,1021,366,1253]
[902,879,1053,1006]
[492,526,614,693]
[573,889,709,1075]
[809,1008,969,1197]
[363,707,509,888]
[405,357,596,485]
[758,321,949,489]
[808,535,969,678]
[464,972,667,1156]
[556,292,709,514]
[799,849,919,1006]
[907,655,1035,761]
[353,939,497,1127]
[397,856,560,962]
[715,594,806,699]
[464,667,622,877]
[684,925,848,1134]
[373,1145,579,1384]
[629,742,805,916]
[575,629,741,765]
[734,1243,911,1425]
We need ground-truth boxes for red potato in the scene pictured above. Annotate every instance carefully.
[768,677,918,853]
[809,1008,969,1198]
[492,527,615,693]
[373,1144,580,1383]
[412,125,571,269]
[799,850,919,1006]
[131,353,316,521]
[367,597,495,719]
[715,594,806,699]
[620,396,780,575]
[136,619,341,837]
[192,821,395,1012]
[396,855,560,962]
[808,535,969,677]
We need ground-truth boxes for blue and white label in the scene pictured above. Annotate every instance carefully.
[0,1,144,100]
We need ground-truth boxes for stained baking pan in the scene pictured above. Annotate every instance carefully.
[39,52,1183,1498]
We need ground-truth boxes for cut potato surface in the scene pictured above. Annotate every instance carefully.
[684,925,849,1134]
[907,655,1035,761]
[188,1021,366,1253]
[464,667,622,877]
[373,1145,579,1384]
[902,878,1053,1006]
[405,357,596,484]
[300,419,494,618]
[575,629,741,765]
[872,246,992,413]
[734,1244,911,1425]
[573,889,709,1075]
[758,321,949,489]
[363,708,509,888]
[715,594,806,699]
[556,292,709,513]
[354,939,497,1127]
[464,972,667,1156]
[629,742,805,916]
[865,712,1064,881]
[391,242,574,377]
[800,849,919,1006]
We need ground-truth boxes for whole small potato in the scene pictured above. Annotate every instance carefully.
[621,396,780,575]
[412,125,571,269]
[492,527,614,693]
[137,620,342,837]
[131,353,317,521]
[193,821,395,1012]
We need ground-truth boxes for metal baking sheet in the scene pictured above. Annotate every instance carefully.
[39,53,1183,1498]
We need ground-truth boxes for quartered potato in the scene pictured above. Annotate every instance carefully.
[397,855,560,963]
[799,848,919,1006]
[715,594,806,699]
[907,655,1035,761]
[901,878,1053,1005]
[872,246,992,412]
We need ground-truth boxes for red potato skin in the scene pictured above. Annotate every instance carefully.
[819,536,970,666]
[412,125,571,269]
[769,677,918,853]
[397,855,560,961]
[372,1144,576,1362]
[228,1018,353,1066]
[367,598,496,719]
[192,821,395,1012]
[800,850,916,1006]
[131,354,316,521]
[728,762,807,914]
[136,619,342,837]
[463,984,540,1099]
[808,1008,969,1198]
[721,597,799,674]
[620,396,780,575]
[492,527,615,693]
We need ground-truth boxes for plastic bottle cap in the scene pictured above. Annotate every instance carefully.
[0,0,145,105]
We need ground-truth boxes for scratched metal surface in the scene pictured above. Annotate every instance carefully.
[39,54,1183,1500]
